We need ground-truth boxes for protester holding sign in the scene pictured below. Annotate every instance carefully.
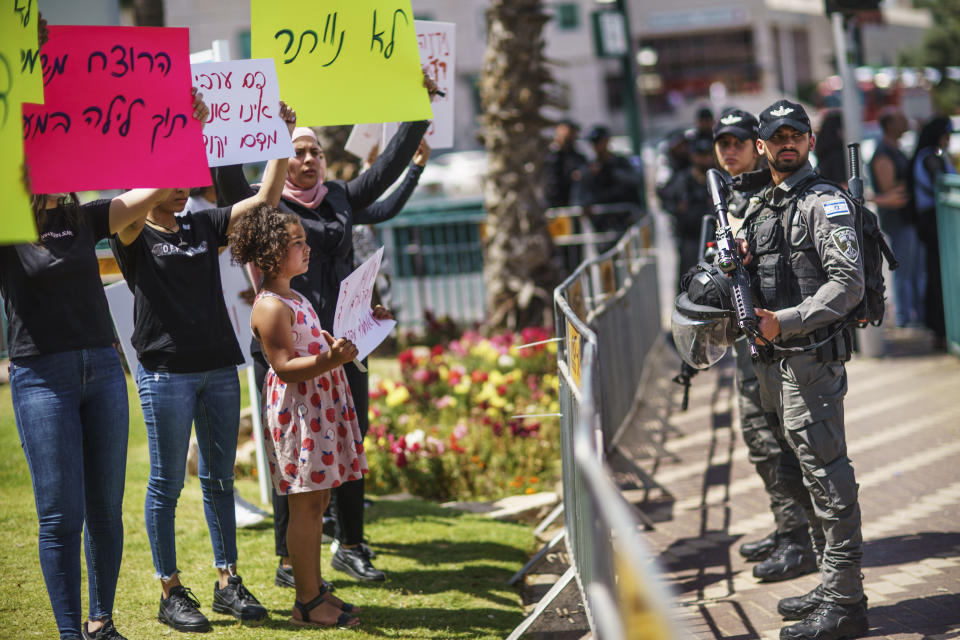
[214,72,437,586]
[108,102,296,633]
[1,90,207,640]
[230,205,379,628]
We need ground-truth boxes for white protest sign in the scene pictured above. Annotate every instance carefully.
[104,281,138,376]
[382,20,456,150]
[333,246,396,361]
[218,248,255,369]
[345,123,383,161]
[190,59,294,167]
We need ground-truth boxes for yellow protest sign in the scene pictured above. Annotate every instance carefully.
[4,0,44,103]
[1,8,38,244]
[251,0,433,126]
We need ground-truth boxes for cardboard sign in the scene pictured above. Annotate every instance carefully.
[1,7,37,244]
[333,246,396,361]
[381,20,455,150]
[251,0,433,126]
[5,0,43,103]
[190,58,294,167]
[23,26,209,193]
[344,122,382,161]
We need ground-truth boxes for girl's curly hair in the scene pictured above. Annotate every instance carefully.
[229,204,302,275]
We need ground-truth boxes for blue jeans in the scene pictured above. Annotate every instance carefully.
[136,364,240,579]
[10,348,129,640]
[885,224,926,326]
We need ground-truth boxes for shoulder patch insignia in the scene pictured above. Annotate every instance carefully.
[831,227,860,263]
[823,198,851,218]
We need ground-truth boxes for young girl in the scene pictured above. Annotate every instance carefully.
[230,205,372,629]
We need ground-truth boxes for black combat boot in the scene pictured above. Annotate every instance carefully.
[739,530,779,561]
[779,599,868,640]
[778,585,824,620]
[754,527,817,582]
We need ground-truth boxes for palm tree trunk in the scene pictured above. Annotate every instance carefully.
[132,0,165,26]
[479,0,558,331]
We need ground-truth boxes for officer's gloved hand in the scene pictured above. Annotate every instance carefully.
[731,167,771,192]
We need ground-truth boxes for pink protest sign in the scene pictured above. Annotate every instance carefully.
[23,26,209,193]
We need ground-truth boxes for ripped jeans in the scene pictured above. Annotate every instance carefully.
[136,364,240,579]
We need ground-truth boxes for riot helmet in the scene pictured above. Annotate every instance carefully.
[671,265,738,369]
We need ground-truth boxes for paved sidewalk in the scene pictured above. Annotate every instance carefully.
[619,331,960,639]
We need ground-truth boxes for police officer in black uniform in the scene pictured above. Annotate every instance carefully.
[713,109,817,582]
[738,100,868,640]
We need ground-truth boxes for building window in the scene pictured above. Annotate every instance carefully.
[605,73,624,112]
[555,3,580,30]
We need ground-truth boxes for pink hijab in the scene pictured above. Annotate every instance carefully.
[284,126,328,209]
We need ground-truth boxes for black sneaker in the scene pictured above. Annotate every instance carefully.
[158,585,211,633]
[331,545,385,581]
[212,575,267,621]
[739,530,779,561]
[82,619,127,640]
[779,599,869,640]
[275,562,335,592]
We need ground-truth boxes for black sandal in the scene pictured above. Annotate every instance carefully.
[319,582,360,613]
[290,594,359,629]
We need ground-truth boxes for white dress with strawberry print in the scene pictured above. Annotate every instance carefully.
[255,289,368,494]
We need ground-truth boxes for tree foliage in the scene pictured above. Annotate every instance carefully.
[901,0,960,113]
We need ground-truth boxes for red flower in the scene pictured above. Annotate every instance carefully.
[395,451,408,468]
[471,370,488,384]
[431,344,445,356]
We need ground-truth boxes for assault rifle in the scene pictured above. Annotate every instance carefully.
[706,168,763,360]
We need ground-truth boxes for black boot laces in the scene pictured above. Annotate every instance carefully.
[232,577,260,605]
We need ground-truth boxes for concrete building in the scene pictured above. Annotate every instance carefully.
[154,0,931,147]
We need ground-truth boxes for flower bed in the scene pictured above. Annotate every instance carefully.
[365,327,560,501]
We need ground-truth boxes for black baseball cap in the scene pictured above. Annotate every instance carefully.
[713,108,760,141]
[759,100,811,140]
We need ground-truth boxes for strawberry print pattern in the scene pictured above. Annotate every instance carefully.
[254,289,368,494]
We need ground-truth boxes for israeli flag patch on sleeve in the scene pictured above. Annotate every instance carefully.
[823,199,851,218]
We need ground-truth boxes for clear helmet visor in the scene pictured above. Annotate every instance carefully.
[671,294,735,369]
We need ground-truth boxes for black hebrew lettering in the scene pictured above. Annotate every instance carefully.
[82,94,144,135]
[22,111,71,140]
[41,53,68,87]
[20,47,40,74]
[371,9,408,60]
[14,0,32,28]
[150,107,188,152]
[274,13,343,66]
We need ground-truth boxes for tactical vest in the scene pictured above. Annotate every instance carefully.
[743,185,830,312]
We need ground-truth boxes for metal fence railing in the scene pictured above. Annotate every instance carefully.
[936,174,960,356]
[507,221,682,639]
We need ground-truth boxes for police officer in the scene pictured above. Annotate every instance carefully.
[660,134,716,286]
[739,100,868,639]
[713,109,817,582]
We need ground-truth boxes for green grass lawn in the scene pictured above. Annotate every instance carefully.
[0,371,533,639]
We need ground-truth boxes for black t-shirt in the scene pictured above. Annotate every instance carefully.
[0,200,116,359]
[110,208,243,373]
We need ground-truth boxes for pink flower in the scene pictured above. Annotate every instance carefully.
[395,451,408,468]
[453,424,468,440]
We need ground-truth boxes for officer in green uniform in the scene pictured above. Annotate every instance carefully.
[738,100,868,640]
[713,109,817,582]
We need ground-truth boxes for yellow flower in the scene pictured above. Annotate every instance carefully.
[547,341,558,354]
[385,386,410,407]
[525,487,536,494]
[549,400,559,413]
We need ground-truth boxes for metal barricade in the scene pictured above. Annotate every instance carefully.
[936,175,960,356]
[508,220,682,639]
